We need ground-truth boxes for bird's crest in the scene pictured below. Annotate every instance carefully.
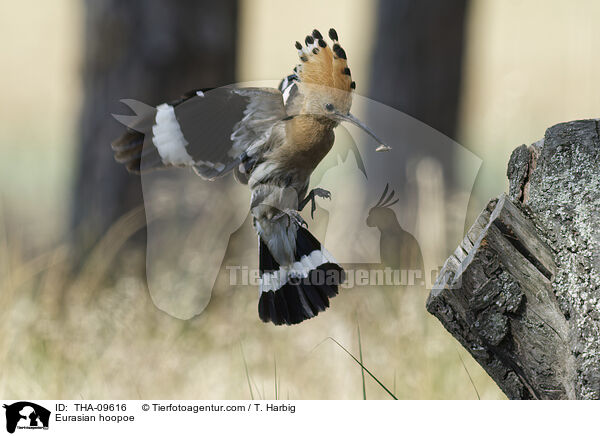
[294,28,354,115]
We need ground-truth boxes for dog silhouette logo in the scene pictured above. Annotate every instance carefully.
[3,402,50,433]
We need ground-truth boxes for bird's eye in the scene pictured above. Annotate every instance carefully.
[325,103,334,112]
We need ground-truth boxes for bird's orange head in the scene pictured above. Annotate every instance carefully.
[289,28,391,152]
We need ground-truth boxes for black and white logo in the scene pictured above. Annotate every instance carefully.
[3,402,50,434]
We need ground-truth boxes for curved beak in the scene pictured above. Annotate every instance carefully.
[337,112,391,152]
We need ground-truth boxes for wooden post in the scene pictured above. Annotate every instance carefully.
[427,119,600,399]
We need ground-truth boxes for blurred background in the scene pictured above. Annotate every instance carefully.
[1,0,599,399]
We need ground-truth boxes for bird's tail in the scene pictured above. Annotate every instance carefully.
[111,129,147,174]
[258,226,345,325]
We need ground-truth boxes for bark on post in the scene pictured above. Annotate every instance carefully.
[427,119,600,399]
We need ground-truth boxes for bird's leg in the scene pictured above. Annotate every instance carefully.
[272,208,308,229]
[299,188,331,219]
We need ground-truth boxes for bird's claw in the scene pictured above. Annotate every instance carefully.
[309,188,331,219]
[312,188,331,200]
[273,208,308,229]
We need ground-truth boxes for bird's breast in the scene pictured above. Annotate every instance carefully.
[276,116,336,172]
[246,116,335,193]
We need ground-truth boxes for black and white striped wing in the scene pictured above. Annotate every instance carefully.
[110,85,286,320]
[111,86,287,180]
[278,73,299,107]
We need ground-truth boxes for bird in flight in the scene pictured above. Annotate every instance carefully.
[111,28,390,325]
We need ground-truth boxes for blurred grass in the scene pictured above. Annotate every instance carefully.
[17,0,600,400]
[0,204,504,399]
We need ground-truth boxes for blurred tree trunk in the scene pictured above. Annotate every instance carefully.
[369,0,468,178]
[72,0,238,251]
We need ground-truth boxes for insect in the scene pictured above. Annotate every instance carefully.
[111,28,390,325]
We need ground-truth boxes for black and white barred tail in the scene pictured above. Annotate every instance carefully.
[258,227,344,325]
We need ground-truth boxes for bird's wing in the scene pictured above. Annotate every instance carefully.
[111,86,287,180]
[110,85,288,319]
[229,87,287,158]
[278,73,300,106]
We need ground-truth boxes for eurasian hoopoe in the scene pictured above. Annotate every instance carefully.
[111,28,389,325]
